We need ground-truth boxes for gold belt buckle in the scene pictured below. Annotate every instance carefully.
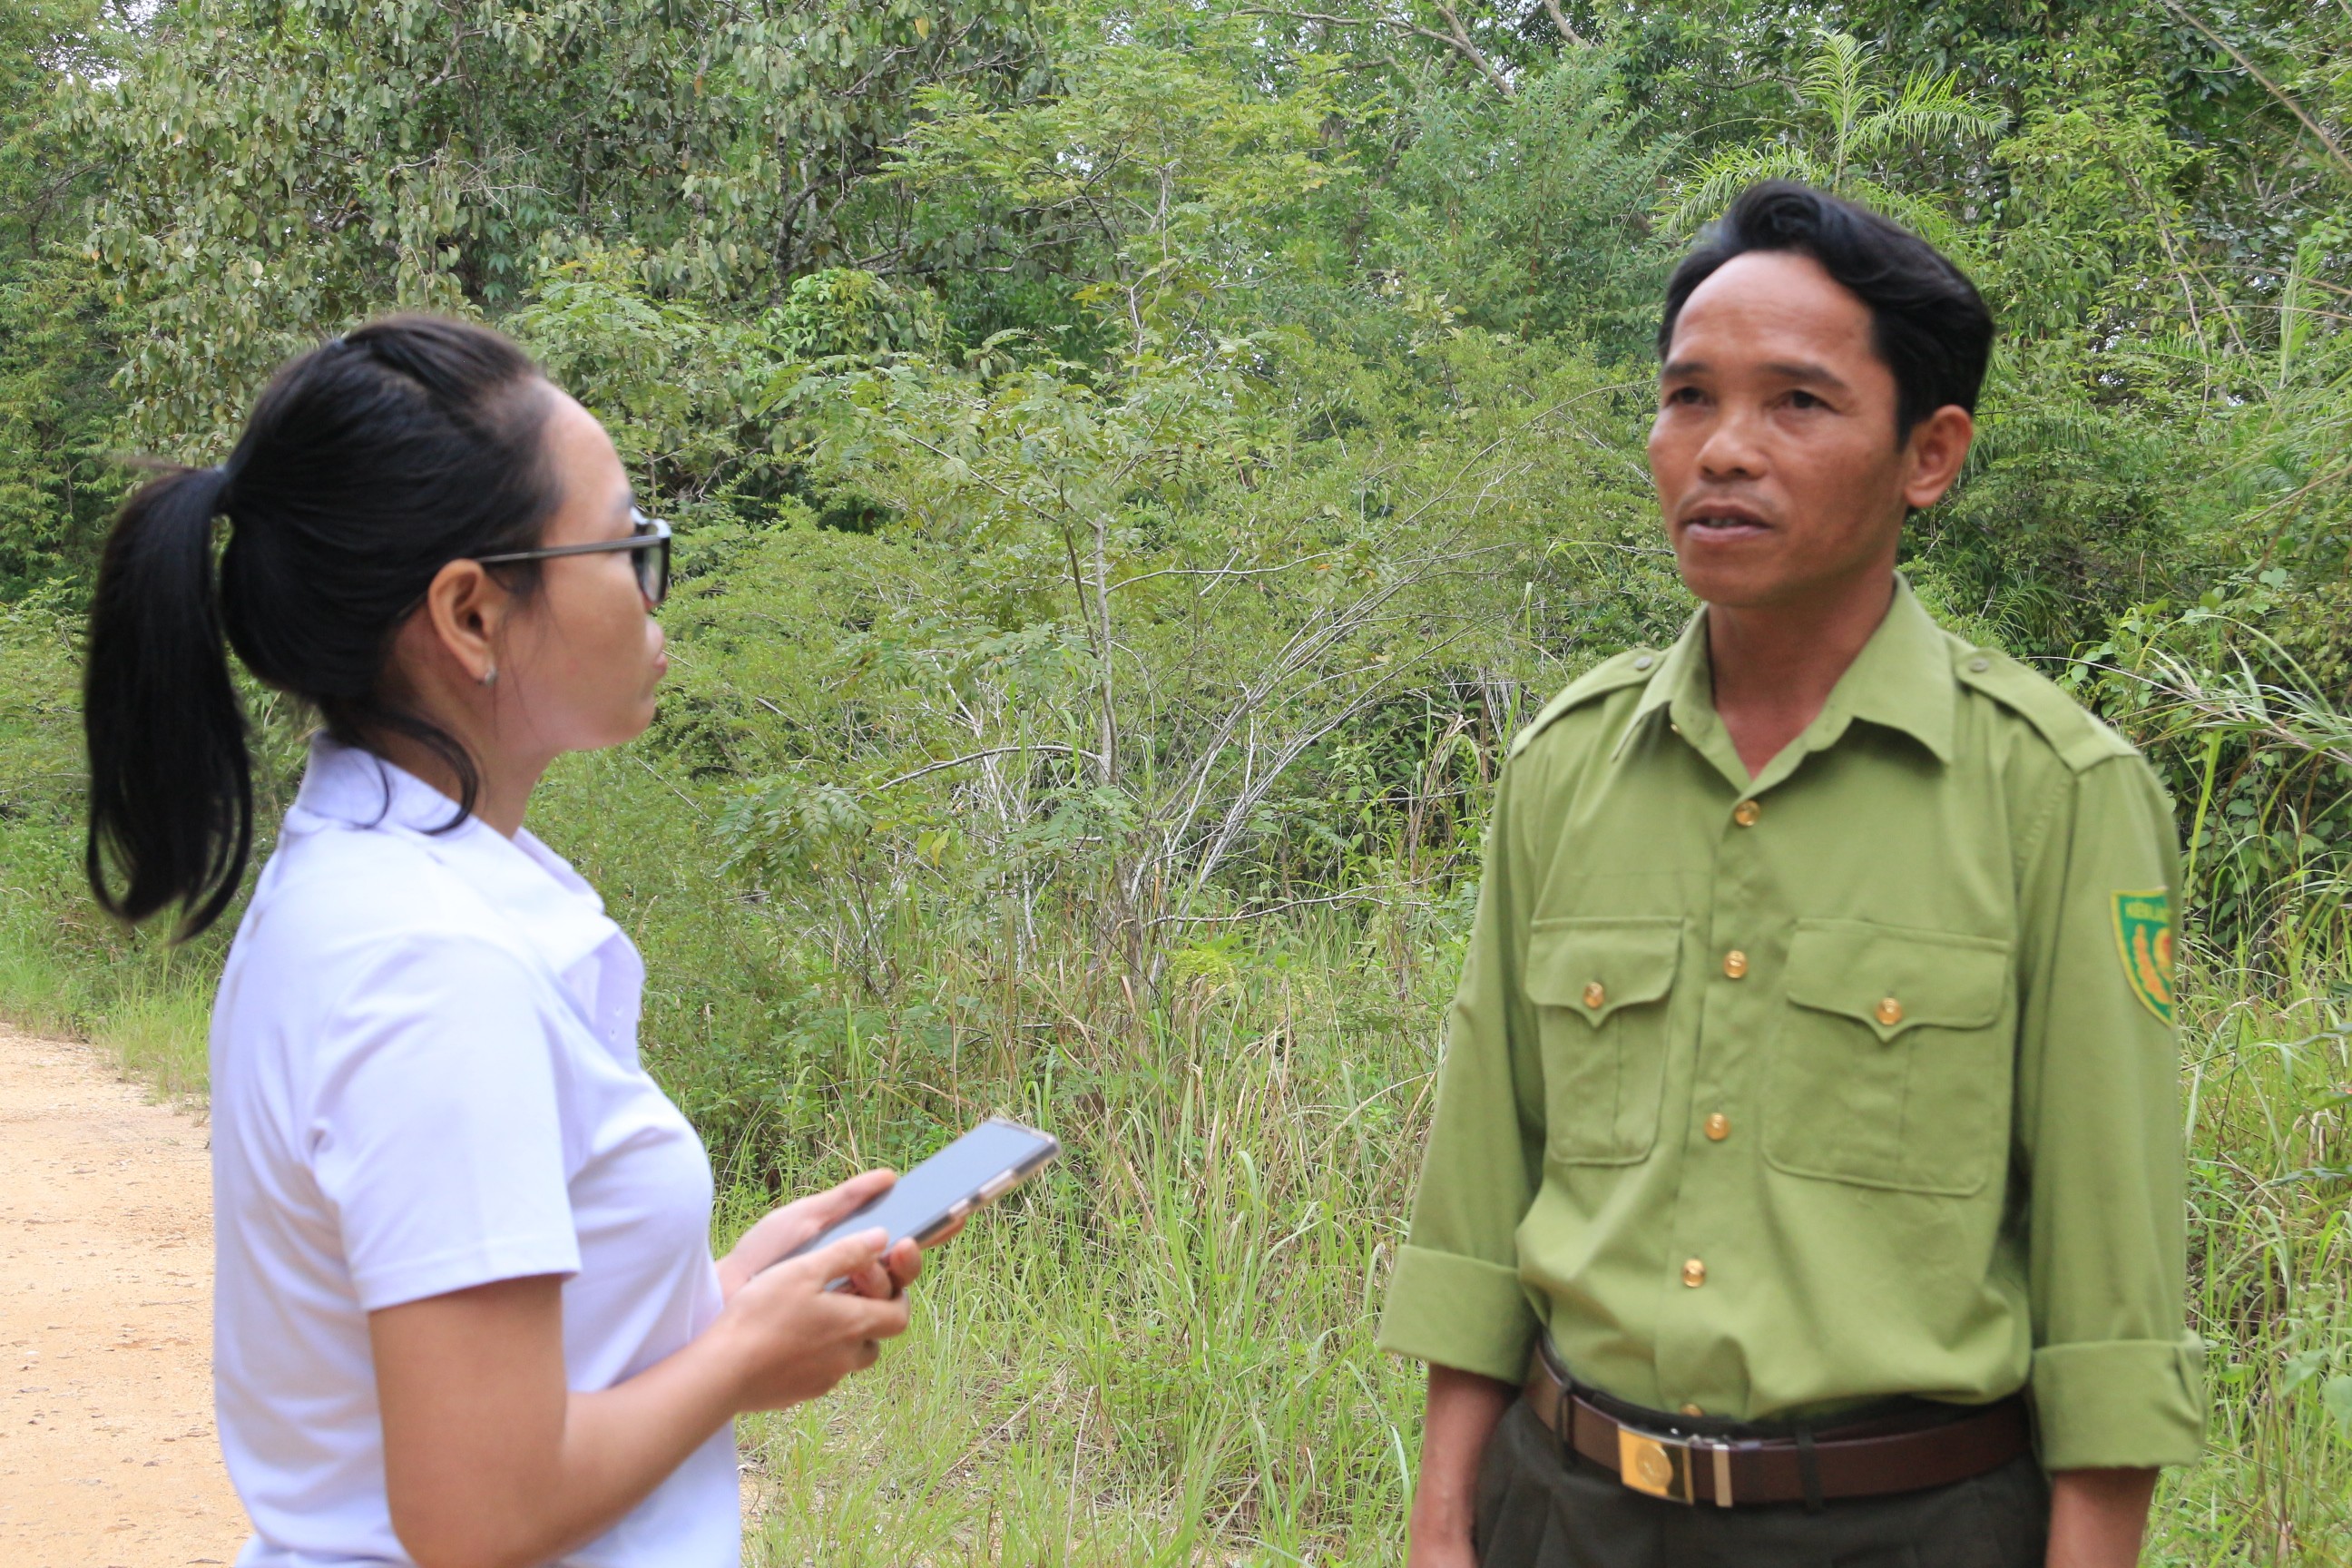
[1616,1426,1736,1507]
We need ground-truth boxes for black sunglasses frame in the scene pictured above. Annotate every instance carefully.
[474,508,672,606]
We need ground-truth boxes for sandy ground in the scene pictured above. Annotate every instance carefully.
[0,1025,248,1566]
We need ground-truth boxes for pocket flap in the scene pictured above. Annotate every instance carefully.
[1524,917,1683,1026]
[1785,920,2009,1043]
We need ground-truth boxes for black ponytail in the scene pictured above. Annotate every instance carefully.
[83,317,560,938]
[83,466,251,933]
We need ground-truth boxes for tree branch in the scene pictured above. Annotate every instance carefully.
[1239,5,1514,95]
[1539,0,1589,49]
[2156,0,2352,185]
[1428,3,1515,95]
[872,743,1087,791]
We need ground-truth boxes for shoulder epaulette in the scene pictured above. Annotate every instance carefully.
[1952,645,2138,773]
[1508,648,1661,759]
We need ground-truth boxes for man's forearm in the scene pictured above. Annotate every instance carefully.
[1407,1364,1517,1564]
[2047,1467,2157,1568]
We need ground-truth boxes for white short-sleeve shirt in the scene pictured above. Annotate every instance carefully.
[209,736,738,1566]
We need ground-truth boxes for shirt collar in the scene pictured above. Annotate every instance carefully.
[1627,612,1703,739]
[283,733,623,978]
[1619,575,1956,773]
[1818,576,1957,764]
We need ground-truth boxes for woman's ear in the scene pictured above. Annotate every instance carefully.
[420,559,514,688]
[1900,405,1975,512]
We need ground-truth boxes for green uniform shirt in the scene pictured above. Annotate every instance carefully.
[1378,580,2205,1470]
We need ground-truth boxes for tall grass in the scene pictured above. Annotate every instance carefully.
[2167,922,2352,1563]
[4,621,2348,1563]
[721,939,1436,1566]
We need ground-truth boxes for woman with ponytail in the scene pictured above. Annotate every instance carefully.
[83,318,926,1568]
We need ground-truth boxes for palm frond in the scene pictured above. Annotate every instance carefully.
[1799,31,1878,132]
[1661,144,1824,237]
[1845,68,2005,160]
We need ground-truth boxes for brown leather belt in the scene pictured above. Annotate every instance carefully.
[1523,1347,2031,1508]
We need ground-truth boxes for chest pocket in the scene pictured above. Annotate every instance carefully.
[1764,919,2013,1196]
[1524,917,1682,1166]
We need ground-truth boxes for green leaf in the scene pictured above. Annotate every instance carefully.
[2325,1376,2352,1441]
[2283,1347,2328,1392]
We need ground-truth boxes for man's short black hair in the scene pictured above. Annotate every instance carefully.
[1657,181,1994,444]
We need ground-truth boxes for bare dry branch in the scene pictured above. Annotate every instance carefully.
[1238,5,1515,95]
[872,743,1089,792]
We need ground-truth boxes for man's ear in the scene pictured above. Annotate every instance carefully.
[1900,405,1975,513]
[421,559,512,687]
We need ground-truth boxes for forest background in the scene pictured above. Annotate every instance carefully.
[2,0,2348,1561]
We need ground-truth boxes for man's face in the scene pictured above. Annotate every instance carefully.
[1648,250,1927,611]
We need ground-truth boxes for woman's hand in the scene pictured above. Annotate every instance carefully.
[718,1169,895,1299]
[717,1169,961,1304]
[709,1229,915,1412]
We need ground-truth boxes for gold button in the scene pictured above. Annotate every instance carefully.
[1583,981,1607,1009]
[1722,949,1748,980]
[1732,799,1762,827]
[1680,1403,1704,1417]
[1681,1258,1707,1288]
[1876,996,1905,1026]
[1704,1112,1730,1142]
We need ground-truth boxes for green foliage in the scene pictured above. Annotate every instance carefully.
[2073,592,2352,948]
[1985,64,2206,345]
[0,250,122,594]
[0,0,123,593]
[711,324,1662,986]
[75,0,1044,453]
[1664,31,2006,241]
[1369,54,1678,358]
[885,4,1354,351]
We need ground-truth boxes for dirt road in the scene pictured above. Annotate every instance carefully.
[0,1025,247,1566]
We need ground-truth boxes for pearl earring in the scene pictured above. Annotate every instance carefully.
[480,665,498,687]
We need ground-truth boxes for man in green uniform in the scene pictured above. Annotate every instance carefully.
[1381,181,2202,1567]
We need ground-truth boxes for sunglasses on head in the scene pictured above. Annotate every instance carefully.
[474,508,672,606]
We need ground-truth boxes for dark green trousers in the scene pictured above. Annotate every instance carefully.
[1474,1399,2050,1568]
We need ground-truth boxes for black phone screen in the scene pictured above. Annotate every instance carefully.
[779,1118,1060,1264]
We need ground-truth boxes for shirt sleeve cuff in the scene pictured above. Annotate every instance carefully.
[2030,1336,2206,1469]
[349,1236,583,1313]
[1377,1243,1536,1385]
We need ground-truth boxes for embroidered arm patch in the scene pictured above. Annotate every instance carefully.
[2111,889,2175,1023]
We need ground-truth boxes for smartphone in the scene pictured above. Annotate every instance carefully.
[779,1117,1061,1269]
